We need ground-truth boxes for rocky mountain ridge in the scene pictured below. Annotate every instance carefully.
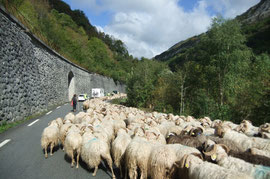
[154,0,270,62]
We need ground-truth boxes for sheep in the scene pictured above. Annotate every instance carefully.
[125,137,156,179]
[59,123,73,150]
[250,147,270,159]
[167,134,207,151]
[157,121,176,137]
[168,144,202,161]
[74,112,88,124]
[92,122,115,145]
[215,124,257,151]
[112,119,126,135]
[64,125,82,168]
[236,120,259,137]
[203,142,270,179]
[55,117,63,129]
[83,100,90,110]
[177,153,252,179]
[260,123,270,133]
[198,117,212,127]
[80,130,115,178]
[41,120,60,158]
[64,112,75,123]
[147,144,178,179]
[257,123,270,139]
[111,128,131,178]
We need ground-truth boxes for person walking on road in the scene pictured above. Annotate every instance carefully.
[71,94,77,112]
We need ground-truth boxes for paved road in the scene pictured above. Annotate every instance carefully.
[0,102,120,179]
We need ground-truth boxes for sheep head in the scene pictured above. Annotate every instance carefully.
[189,127,204,137]
[203,143,229,162]
[214,124,226,138]
[260,123,270,133]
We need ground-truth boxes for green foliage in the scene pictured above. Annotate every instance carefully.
[4,0,136,83]
[126,17,270,125]
[126,59,168,109]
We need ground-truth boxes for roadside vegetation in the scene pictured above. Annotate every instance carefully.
[0,0,138,83]
[126,17,270,126]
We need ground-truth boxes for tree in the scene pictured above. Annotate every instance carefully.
[194,17,252,120]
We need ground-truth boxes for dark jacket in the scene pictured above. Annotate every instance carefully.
[72,96,77,105]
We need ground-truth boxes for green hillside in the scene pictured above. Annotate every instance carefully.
[126,17,270,125]
[0,0,138,82]
[155,0,270,71]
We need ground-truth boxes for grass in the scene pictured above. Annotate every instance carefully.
[110,97,127,106]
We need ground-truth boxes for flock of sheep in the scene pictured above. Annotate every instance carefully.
[41,94,270,179]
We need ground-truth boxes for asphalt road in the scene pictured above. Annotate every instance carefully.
[0,102,120,179]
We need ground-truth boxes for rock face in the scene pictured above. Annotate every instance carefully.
[237,0,270,24]
[0,7,125,123]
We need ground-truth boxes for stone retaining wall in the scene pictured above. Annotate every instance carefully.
[0,6,125,123]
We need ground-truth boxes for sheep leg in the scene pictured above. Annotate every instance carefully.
[93,166,98,176]
[120,164,123,178]
[44,144,48,158]
[71,152,75,168]
[103,154,116,178]
[61,139,65,150]
[140,168,146,179]
[139,163,147,179]
[50,143,54,156]
[76,150,80,169]
[129,168,136,179]
[124,166,128,179]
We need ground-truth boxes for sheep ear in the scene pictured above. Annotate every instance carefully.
[180,154,189,168]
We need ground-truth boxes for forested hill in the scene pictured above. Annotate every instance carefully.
[0,0,138,82]
[154,0,270,69]
[125,0,270,126]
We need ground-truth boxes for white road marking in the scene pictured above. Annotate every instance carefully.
[56,106,61,109]
[0,139,11,148]
[64,104,68,106]
[27,119,39,126]
[46,111,52,115]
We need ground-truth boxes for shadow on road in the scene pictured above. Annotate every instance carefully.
[63,153,121,178]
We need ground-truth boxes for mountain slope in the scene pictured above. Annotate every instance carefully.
[0,0,136,82]
[154,0,270,66]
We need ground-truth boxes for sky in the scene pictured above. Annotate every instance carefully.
[62,0,260,58]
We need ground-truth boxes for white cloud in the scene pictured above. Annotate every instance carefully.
[68,0,260,58]
[204,0,260,18]
[95,25,104,33]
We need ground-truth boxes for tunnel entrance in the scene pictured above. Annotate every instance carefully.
[68,71,75,101]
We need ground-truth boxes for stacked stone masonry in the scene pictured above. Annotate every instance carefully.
[0,7,125,123]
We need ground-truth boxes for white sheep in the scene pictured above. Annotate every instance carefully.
[147,144,177,179]
[41,120,60,158]
[216,124,270,151]
[203,142,270,179]
[59,123,73,150]
[125,137,156,179]
[178,153,252,179]
[80,130,115,178]
[111,128,131,178]
[64,125,82,168]
[64,112,75,123]
[237,120,259,136]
